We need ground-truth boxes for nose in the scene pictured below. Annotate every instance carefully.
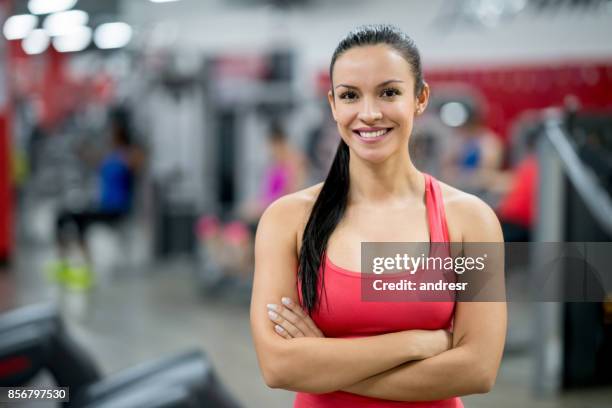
[357,97,383,123]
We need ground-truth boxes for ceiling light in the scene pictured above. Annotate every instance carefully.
[28,0,78,15]
[149,0,181,3]
[43,10,88,36]
[94,22,132,49]
[22,29,50,55]
[3,14,38,40]
[473,0,505,27]
[52,25,92,53]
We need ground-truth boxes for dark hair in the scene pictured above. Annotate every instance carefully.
[110,107,133,147]
[112,120,132,147]
[268,121,287,143]
[298,24,425,313]
[329,24,425,98]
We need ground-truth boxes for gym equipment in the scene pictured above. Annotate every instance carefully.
[0,303,242,407]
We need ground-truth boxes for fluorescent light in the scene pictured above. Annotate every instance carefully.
[22,29,50,55]
[3,14,38,40]
[149,0,181,3]
[52,25,91,52]
[43,10,88,36]
[28,0,78,15]
[94,22,132,49]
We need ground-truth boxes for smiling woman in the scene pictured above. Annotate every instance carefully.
[250,24,506,408]
[327,38,428,166]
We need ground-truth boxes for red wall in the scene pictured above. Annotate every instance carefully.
[0,0,12,261]
[0,112,10,261]
[426,60,612,141]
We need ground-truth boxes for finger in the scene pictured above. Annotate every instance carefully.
[280,298,316,329]
[267,309,304,338]
[274,324,292,339]
[281,298,324,337]
[268,303,313,337]
[281,297,308,317]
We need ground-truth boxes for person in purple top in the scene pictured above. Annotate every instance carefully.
[242,122,307,225]
[197,122,308,281]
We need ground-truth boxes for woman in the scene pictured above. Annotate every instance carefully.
[240,121,308,226]
[250,25,506,407]
[197,122,307,281]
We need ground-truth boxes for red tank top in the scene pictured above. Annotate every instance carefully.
[295,174,463,407]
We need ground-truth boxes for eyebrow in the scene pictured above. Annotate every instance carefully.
[335,79,405,90]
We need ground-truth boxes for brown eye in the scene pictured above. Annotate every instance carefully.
[381,88,400,98]
[339,91,358,100]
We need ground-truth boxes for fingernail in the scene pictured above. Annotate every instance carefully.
[266,304,279,311]
[281,297,292,306]
[275,325,284,333]
[268,310,278,319]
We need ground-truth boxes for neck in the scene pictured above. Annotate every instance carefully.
[347,150,424,207]
[272,143,289,161]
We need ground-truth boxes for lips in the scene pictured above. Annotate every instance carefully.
[353,127,393,143]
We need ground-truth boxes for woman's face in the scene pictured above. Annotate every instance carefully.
[328,44,429,164]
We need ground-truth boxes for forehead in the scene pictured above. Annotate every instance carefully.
[333,44,415,87]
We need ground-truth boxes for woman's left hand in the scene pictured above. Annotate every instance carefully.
[267,297,324,339]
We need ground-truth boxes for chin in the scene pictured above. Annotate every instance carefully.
[351,147,394,165]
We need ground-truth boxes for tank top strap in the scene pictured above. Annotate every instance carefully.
[424,173,450,243]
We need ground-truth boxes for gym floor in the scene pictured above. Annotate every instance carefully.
[1,208,612,408]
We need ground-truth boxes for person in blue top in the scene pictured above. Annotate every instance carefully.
[52,110,144,289]
[441,110,503,196]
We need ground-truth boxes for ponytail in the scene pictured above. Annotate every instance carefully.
[298,140,350,313]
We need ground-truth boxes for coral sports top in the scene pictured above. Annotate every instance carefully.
[295,173,463,408]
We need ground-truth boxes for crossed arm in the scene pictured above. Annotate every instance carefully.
[250,195,507,401]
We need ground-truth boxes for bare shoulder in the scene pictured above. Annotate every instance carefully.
[258,183,323,234]
[437,180,503,243]
[260,183,323,220]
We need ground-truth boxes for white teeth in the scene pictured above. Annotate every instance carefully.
[359,129,388,138]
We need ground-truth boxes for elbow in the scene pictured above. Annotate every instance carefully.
[256,339,332,393]
[261,366,286,389]
[258,349,294,390]
[473,365,498,394]
[475,376,495,394]
[259,355,329,393]
[253,332,294,389]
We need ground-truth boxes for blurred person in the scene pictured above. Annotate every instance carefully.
[441,110,503,194]
[241,121,308,225]
[50,109,145,289]
[495,129,539,242]
[251,24,506,407]
[196,122,307,283]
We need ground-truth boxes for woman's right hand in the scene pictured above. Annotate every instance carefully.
[266,297,324,339]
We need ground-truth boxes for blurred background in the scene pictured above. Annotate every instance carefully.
[0,0,611,407]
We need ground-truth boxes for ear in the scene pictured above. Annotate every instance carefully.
[415,82,430,116]
[327,90,337,121]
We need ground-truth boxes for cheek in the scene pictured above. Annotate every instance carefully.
[388,102,414,123]
[335,105,358,128]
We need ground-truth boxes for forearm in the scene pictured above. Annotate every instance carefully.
[262,330,428,393]
[343,346,492,401]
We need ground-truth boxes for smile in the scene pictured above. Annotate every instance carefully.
[353,128,393,143]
